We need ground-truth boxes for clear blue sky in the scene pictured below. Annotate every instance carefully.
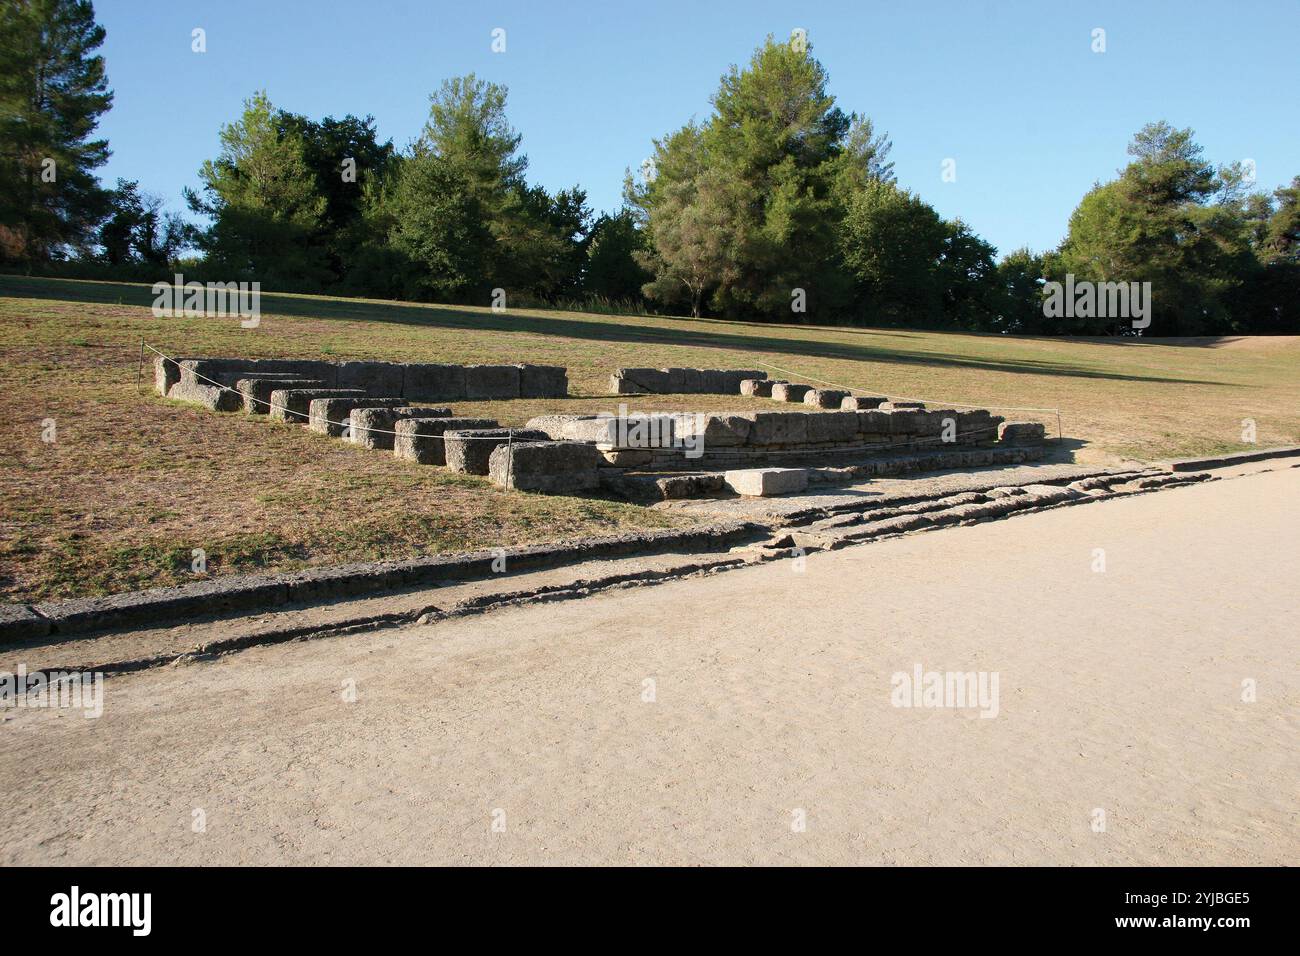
[94,0,1299,257]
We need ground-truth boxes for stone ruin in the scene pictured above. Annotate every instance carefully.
[155,356,1048,499]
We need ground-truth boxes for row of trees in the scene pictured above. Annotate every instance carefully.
[2,2,1296,334]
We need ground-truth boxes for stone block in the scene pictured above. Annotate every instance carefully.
[803,388,850,409]
[854,409,892,436]
[841,395,887,410]
[488,441,603,493]
[740,378,775,397]
[770,383,813,403]
[609,374,641,394]
[167,379,243,412]
[517,364,568,398]
[308,397,410,437]
[444,428,549,475]
[724,467,809,497]
[749,411,808,446]
[525,414,598,439]
[349,406,452,450]
[661,368,689,392]
[236,376,326,414]
[618,368,671,393]
[393,417,498,465]
[679,368,704,393]
[336,360,404,396]
[674,413,756,448]
[464,364,520,400]
[402,363,467,401]
[268,388,366,423]
[998,421,1047,445]
[880,400,926,410]
[804,411,859,443]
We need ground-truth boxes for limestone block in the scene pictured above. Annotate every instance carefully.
[803,388,850,409]
[517,364,568,398]
[770,383,813,403]
[350,406,452,450]
[402,363,467,401]
[464,364,520,400]
[393,417,498,465]
[488,441,603,493]
[444,428,549,475]
[724,467,809,497]
[268,388,366,423]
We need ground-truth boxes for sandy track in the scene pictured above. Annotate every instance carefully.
[2,469,1296,865]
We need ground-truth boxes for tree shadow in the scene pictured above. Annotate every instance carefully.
[1,275,1241,387]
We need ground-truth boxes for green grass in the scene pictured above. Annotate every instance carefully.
[2,274,1297,603]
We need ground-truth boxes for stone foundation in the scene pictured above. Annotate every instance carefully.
[157,355,568,404]
[527,407,1017,472]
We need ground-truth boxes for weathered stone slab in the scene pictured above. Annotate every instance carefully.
[841,395,887,410]
[517,364,568,398]
[609,374,640,394]
[349,406,452,449]
[724,467,809,497]
[749,411,808,446]
[268,388,366,423]
[167,379,243,412]
[0,603,51,644]
[854,409,893,436]
[402,363,467,401]
[464,364,520,399]
[393,417,498,465]
[524,414,598,439]
[880,400,925,410]
[998,421,1047,445]
[236,376,326,414]
[488,441,603,493]
[740,378,777,397]
[804,411,858,443]
[308,397,408,437]
[771,383,813,403]
[803,388,850,409]
[675,413,756,448]
[337,361,405,396]
[623,368,673,393]
[445,428,549,475]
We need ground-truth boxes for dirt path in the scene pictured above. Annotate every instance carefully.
[2,469,1296,865]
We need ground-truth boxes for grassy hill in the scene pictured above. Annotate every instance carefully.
[3,275,1297,603]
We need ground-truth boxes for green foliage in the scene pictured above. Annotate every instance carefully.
[1056,122,1263,334]
[185,91,330,287]
[0,0,112,265]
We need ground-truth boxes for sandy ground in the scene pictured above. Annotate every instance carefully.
[2,468,1296,866]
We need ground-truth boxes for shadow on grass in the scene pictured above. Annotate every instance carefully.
[0,275,1237,387]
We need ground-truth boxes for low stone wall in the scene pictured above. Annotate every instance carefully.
[609,367,767,395]
[156,355,568,404]
[527,408,1017,471]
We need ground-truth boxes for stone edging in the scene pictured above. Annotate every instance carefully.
[0,521,764,645]
[1165,445,1300,472]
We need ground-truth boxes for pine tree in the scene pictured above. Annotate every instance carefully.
[0,0,113,266]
